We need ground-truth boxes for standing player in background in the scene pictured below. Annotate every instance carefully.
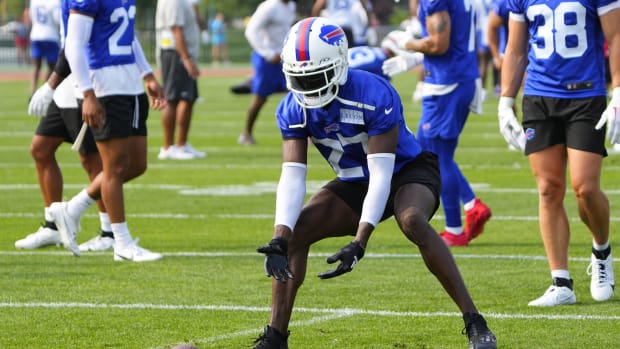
[50,0,166,262]
[15,51,114,253]
[27,0,61,97]
[311,0,372,47]
[487,0,509,94]
[156,0,206,160]
[253,17,496,349]
[391,0,493,247]
[238,0,296,146]
[499,0,618,306]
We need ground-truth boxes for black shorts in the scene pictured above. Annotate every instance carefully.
[35,100,98,154]
[159,49,198,102]
[83,94,149,141]
[522,95,607,156]
[323,151,442,222]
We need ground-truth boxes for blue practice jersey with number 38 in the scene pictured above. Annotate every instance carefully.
[276,69,422,183]
[507,0,620,98]
[67,0,136,70]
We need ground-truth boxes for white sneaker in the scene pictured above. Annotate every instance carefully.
[79,235,115,252]
[114,240,163,262]
[49,202,81,256]
[237,134,256,146]
[183,143,206,158]
[528,284,576,306]
[587,252,615,301]
[157,146,171,160]
[15,226,62,249]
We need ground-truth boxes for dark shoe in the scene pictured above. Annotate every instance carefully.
[463,313,497,349]
[253,325,289,349]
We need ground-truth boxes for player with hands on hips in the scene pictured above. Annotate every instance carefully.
[254,17,496,349]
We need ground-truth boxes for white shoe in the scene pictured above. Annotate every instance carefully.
[528,284,576,306]
[79,235,115,252]
[160,145,196,160]
[183,143,206,158]
[114,239,163,262]
[587,251,615,301]
[15,226,61,249]
[237,134,256,146]
[49,202,81,256]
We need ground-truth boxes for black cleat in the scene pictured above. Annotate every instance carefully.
[253,325,289,349]
[463,312,497,349]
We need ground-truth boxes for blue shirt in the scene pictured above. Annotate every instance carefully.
[507,0,617,98]
[68,0,136,69]
[419,0,480,84]
[348,46,390,81]
[276,69,422,183]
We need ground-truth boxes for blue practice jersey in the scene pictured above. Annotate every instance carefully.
[507,0,618,98]
[276,69,422,183]
[419,0,479,84]
[67,0,136,70]
[348,46,390,80]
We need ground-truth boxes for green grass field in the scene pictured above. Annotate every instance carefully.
[1,65,619,349]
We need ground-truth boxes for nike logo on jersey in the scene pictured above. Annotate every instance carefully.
[384,107,393,115]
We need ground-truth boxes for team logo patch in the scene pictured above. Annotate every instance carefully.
[525,128,535,140]
[319,25,345,45]
[340,109,364,125]
[324,123,340,133]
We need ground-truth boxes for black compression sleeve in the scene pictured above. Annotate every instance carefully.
[53,49,72,78]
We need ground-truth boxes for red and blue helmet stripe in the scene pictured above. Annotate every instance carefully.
[294,17,345,62]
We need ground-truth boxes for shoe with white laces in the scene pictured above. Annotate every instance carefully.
[587,248,615,301]
[15,226,62,249]
[79,234,115,252]
[49,202,81,256]
[114,239,163,262]
[183,143,206,158]
[528,278,576,306]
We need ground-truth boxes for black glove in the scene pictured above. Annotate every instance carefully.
[318,240,365,279]
[257,237,294,282]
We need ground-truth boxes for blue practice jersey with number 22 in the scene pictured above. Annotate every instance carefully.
[507,0,620,98]
[276,69,422,183]
[67,0,136,70]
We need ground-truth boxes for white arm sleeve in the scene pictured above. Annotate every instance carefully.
[360,153,395,227]
[274,162,307,231]
[132,37,152,78]
[64,14,94,93]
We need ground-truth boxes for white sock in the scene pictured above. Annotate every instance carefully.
[67,189,95,218]
[111,222,133,247]
[463,199,476,211]
[551,269,570,280]
[593,240,610,251]
[99,212,112,232]
[445,226,464,235]
[44,207,53,222]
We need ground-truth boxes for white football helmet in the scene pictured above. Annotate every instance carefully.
[281,17,349,109]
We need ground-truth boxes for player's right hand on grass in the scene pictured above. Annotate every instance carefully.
[257,237,294,282]
[596,87,620,144]
[497,96,526,150]
[28,82,54,117]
